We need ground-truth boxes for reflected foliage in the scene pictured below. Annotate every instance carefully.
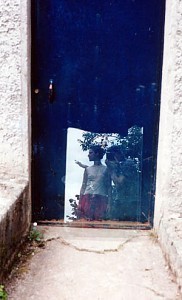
[67,197,80,221]
[78,125,143,160]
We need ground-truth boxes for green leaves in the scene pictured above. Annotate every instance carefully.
[0,285,7,300]
[78,126,143,159]
[28,224,43,243]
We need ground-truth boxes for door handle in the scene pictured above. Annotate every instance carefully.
[48,79,55,103]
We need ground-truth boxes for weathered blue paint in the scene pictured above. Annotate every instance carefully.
[32,0,165,222]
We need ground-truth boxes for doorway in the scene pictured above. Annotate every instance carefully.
[31,0,166,227]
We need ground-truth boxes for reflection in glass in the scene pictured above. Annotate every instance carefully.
[64,126,143,223]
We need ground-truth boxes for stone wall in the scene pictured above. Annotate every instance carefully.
[154,0,182,288]
[0,0,31,281]
[0,0,30,175]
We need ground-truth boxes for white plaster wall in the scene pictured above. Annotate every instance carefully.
[0,0,30,177]
[154,0,182,226]
[0,0,31,281]
[154,0,182,286]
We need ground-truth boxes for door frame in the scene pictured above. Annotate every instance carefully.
[30,0,166,228]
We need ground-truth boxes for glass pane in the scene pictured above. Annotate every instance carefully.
[65,126,143,223]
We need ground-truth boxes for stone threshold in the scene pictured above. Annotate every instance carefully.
[0,175,30,282]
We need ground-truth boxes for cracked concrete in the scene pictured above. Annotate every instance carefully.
[6,227,181,300]
[43,227,141,254]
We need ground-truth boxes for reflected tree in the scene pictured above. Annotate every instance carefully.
[78,125,143,161]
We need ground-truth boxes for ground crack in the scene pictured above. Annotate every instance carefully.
[45,236,137,254]
[125,284,169,299]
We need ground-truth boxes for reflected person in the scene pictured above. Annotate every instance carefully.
[105,146,138,220]
[78,145,111,221]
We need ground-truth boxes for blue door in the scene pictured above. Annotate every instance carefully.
[32,0,165,225]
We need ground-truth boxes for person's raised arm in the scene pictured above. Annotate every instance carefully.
[75,160,88,169]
